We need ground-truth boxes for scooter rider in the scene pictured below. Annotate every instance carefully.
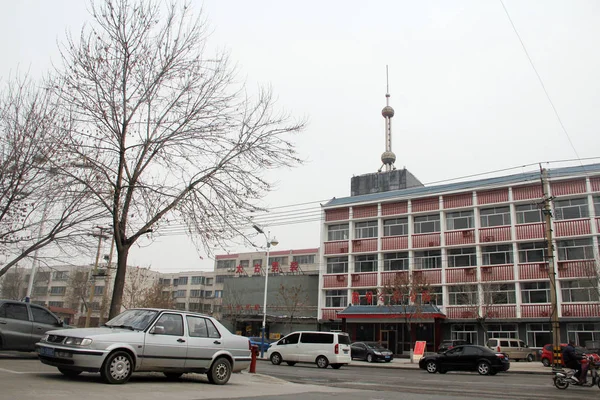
[563,340,584,383]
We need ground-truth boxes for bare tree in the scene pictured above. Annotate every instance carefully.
[0,266,26,299]
[50,0,305,318]
[64,268,90,311]
[138,280,175,309]
[276,283,310,334]
[122,267,157,309]
[0,76,107,278]
[221,279,248,333]
[382,272,431,362]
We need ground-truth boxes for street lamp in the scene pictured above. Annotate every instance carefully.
[253,224,279,358]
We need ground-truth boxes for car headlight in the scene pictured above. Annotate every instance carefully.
[41,334,49,342]
[374,351,382,355]
[64,337,93,346]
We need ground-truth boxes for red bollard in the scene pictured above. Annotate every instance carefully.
[249,344,258,373]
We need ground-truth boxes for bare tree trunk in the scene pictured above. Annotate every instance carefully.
[109,246,130,319]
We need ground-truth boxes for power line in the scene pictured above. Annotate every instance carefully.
[499,0,582,164]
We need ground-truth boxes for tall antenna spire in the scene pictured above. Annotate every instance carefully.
[380,65,396,172]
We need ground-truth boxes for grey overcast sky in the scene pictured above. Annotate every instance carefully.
[1,1,599,272]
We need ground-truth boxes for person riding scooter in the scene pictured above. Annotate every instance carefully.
[563,340,584,383]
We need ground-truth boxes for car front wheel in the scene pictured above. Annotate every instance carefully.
[477,361,491,375]
[101,351,133,384]
[270,352,282,365]
[207,357,231,385]
[542,358,551,367]
[316,355,329,368]
[367,354,374,363]
[527,354,534,362]
[425,361,438,373]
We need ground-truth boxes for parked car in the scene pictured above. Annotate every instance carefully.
[248,336,272,352]
[419,344,510,375]
[437,339,468,353]
[0,300,66,352]
[486,338,535,362]
[36,308,251,385]
[351,342,393,363]
[540,343,588,367]
[266,331,351,369]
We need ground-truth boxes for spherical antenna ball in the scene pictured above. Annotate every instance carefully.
[381,151,396,165]
[381,106,395,118]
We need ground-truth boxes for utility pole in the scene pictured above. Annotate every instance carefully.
[85,227,109,327]
[98,237,115,326]
[540,167,561,370]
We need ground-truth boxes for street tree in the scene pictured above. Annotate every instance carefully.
[64,267,90,311]
[0,76,107,278]
[121,266,159,309]
[50,0,305,318]
[276,282,310,334]
[0,266,26,299]
[137,279,175,309]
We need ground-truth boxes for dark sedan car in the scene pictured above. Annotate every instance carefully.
[351,342,393,363]
[419,345,510,375]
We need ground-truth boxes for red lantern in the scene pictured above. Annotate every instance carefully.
[352,291,360,304]
[366,291,373,305]
[393,290,401,302]
[410,291,417,302]
[254,304,260,311]
[422,291,431,303]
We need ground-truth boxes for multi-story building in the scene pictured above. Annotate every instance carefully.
[319,163,600,353]
[158,271,220,316]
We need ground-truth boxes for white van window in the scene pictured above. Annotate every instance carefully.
[338,334,351,345]
[281,333,300,345]
[500,340,510,347]
[518,340,527,348]
[301,333,334,344]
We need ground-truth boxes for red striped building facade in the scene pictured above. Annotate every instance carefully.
[319,165,600,351]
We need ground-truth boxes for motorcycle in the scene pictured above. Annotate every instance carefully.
[554,354,600,390]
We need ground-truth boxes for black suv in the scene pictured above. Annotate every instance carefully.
[438,339,468,353]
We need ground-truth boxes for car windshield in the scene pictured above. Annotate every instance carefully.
[104,309,158,331]
[366,343,387,350]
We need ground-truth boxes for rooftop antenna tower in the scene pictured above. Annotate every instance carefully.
[379,65,396,172]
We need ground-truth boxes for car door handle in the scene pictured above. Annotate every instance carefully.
[177,338,186,343]
[213,340,221,345]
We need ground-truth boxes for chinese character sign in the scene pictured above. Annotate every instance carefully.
[271,261,279,273]
[236,264,244,274]
[290,261,299,272]
[254,264,261,274]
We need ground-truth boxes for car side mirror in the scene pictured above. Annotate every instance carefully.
[55,320,64,327]
[150,325,165,335]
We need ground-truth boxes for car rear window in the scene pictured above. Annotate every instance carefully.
[338,334,351,345]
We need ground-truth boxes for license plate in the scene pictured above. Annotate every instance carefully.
[343,349,348,354]
[38,347,55,357]
[385,356,390,359]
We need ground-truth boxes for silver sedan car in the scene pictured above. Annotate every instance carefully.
[36,308,251,385]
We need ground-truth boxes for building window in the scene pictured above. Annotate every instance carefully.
[94,286,104,296]
[554,197,589,220]
[516,204,543,224]
[414,214,441,234]
[383,252,408,271]
[325,290,347,307]
[205,291,213,297]
[175,303,186,310]
[484,283,516,304]
[191,276,205,285]
[161,278,171,285]
[354,288,378,305]
[205,278,213,286]
[518,242,546,263]
[447,247,476,267]
[52,271,69,281]
[178,277,188,285]
[355,254,377,272]
[175,290,187,298]
[487,324,517,339]
[216,260,236,269]
[446,210,474,230]
[420,286,443,306]
[594,196,600,216]
[481,244,513,265]
[216,275,226,283]
[448,285,478,305]
[561,280,600,302]
[36,271,51,281]
[521,281,550,303]
[268,256,287,266]
[557,238,594,261]
[252,259,263,268]
[527,323,552,348]
[173,279,179,286]
[203,304,211,313]
[214,290,223,298]
[293,255,315,264]
[49,286,66,296]
[33,286,47,296]
[480,206,511,227]
[383,217,408,236]
[48,301,64,308]
[451,324,478,345]
[355,221,378,239]
[566,323,600,347]
[190,290,203,298]
[327,223,349,241]
[240,260,250,268]
[326,257,349,274]
[189,303,201,311]
[413,250,442,269]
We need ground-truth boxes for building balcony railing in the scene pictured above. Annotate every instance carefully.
[350,272,378,288]
[324,240,349,255]
[380,271,409,285]
[561,303,600,318]
[323,274,348,288]
[446,306,478,319]
[515,223,545,240]
[478,226,511,243]
[413,269,442,285]
[557,259,596,278]
[483,305,517,319]
[321,308,344,320]
[352,238,377,253]
[412,233,441,248]
[381,235,408,251]
[554,219,591,237]
[520,304,551,318]
[444,230,475,246]
[446,267,477,283]
[596,217,600,233]
[481,264,514,282]
[518,263,550,280]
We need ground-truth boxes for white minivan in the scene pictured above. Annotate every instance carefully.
[266,331,352,369]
